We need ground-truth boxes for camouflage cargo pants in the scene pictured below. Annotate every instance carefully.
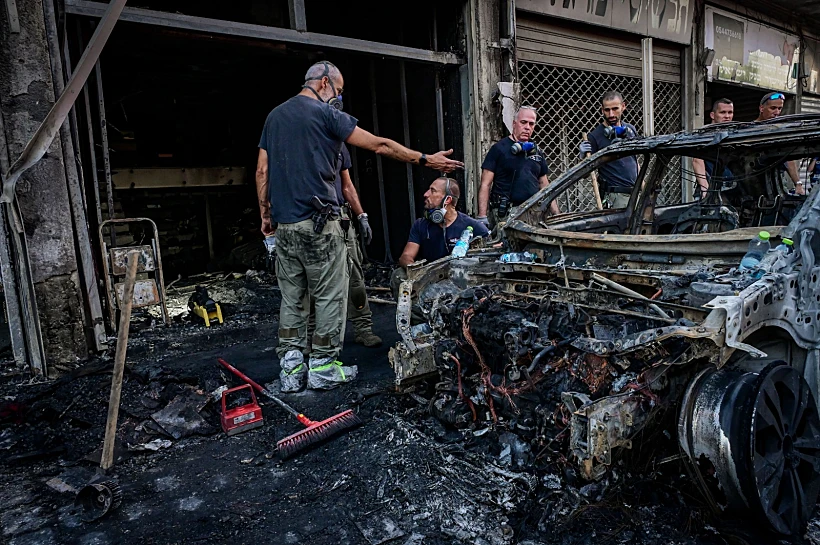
[275,218,349,361]
[304,218,373,344]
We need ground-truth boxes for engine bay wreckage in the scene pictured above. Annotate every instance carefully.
[390,115,820,535]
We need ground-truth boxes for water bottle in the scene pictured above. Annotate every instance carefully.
[775,238,794,254]
[500,252,537,263]
[759,237,794,273]
[451,226,474,258]
[739,231,771,271]
[263,234,276,255]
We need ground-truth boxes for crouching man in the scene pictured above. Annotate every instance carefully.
[390,178,489,313]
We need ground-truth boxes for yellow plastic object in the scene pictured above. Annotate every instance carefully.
[192,302,223,327]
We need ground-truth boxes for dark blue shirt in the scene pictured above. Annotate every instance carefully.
[334,145,353,204]
[259,95,358,223]
[704,160,734,189]
[408,213,490,263]
[588,122,639,193]
[481,137,549,205]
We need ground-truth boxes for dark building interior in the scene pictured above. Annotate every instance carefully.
[65,0,465,279]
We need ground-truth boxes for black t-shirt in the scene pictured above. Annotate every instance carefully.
[481,137,549,205]
[588,123,639,193]
[334,145,353,204]
[408,213,490,263]
[258,95,358,223]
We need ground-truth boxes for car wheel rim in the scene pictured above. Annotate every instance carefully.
[749,364,820,535]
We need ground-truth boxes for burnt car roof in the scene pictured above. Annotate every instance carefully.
[507,113,820,228]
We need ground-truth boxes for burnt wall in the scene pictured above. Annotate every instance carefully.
[0,0,88,363]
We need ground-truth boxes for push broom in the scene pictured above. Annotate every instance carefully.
[217,358,362,458]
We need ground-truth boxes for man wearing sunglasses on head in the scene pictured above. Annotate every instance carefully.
[754,92,804,195]
[256,60,464,390]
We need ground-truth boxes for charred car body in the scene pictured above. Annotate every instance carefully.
[390,115,820,535]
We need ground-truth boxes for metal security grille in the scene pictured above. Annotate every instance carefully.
[519,62,683,212]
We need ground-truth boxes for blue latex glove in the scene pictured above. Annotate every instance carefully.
[579,141,593,159]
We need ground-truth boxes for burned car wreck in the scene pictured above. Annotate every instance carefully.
[390,115,820,536]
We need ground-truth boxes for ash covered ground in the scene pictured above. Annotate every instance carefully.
[0,273,818,545]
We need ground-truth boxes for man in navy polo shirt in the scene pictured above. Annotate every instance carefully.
[391,178,489,303]
[477,106,558,228]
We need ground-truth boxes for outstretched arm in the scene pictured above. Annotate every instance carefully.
[346,127,464,173]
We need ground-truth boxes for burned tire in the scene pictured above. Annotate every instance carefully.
[680,363,820,535]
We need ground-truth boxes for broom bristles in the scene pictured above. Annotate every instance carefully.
[276,409,362,459]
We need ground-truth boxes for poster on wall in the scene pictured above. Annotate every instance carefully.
[704,6,799,93]
[515,0,694,45]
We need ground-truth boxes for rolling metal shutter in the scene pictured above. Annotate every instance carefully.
[516,13,684,211]
[803,95,820,114]
[516,15,681,84]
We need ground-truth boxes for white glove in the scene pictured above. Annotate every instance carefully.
[579,141,593,158]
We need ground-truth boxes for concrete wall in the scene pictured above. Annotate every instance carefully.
[0,0,88,363]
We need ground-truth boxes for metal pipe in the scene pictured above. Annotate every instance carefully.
[369,60,393,263]
[1,0,128,202]
[0,113,27,368]
[641,38,655,137]
[77,20,103,226]
[591,272,670,320]
[95,60,116,246]
[65,0,462,66]
[399,61,416,223]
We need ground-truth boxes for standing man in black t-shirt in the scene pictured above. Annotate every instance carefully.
[256,60,463,390]
[477,106,558,228]
[578,90,640,209]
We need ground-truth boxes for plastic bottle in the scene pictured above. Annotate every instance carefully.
[739,231,771,271]
[775,238,794,254]
[759,237,794,273]
[451,226,474,258]
[263,234,276,255]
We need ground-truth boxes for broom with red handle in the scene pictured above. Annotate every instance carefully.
[217,358,362,458]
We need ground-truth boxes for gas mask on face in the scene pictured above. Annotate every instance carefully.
[302,61,344,111]
[510,141,536,155]
[424,179,452,224]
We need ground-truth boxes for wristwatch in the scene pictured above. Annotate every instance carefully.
[418,153,427,166]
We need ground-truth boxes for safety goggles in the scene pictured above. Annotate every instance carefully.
[761,92,786,105]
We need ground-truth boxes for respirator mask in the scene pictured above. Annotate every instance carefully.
[302,61,344,111]
[603,125,636,142]
[510,141,536,155]
[424,179,452,224]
